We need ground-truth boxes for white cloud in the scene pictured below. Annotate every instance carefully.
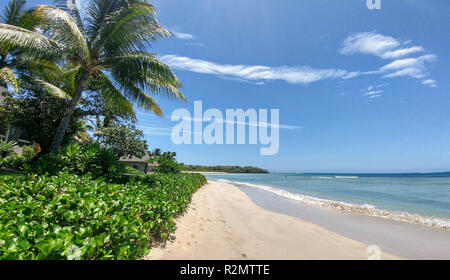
[422,79,437,88]
[380,54,437,79]
[173,31,195,40]
[363,90,384,96]
[341,32,437,87]
[340,32,401,58]
[160,55,359,85]
[159,32,437,88]
[169,116,302,130]
[382,46,424,59]
[340,32,425,60]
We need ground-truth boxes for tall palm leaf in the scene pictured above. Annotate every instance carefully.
[0,0,58,91]
[1,0,26,26]
[33,0,184,151]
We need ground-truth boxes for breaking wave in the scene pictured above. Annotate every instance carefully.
[216,179,450,230]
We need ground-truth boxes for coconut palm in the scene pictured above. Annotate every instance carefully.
[0,0,184,151]
[0,0,30,91]
[0,0,60,95]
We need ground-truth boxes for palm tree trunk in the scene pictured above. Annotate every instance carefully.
[50,71,89,151]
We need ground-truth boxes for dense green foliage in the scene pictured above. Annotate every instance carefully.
[0,172,206,260]
[124,166,146,177]
[0,93,86,153]
[0,139,17,158]
[0,142,37,170]
[180,164,269,174]
[95,123,147,160]
[154,157,181,174]
[28,143,126,182]
[0,170,24,179]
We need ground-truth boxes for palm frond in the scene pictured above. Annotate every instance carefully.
[0,67,19,92]
[113,74,163,116]
[0,22,63,56]
[53,0,86,34]
[35,79,71,99]
[35,5,90,62]
[1,0,27,25]
[104,51,185,101]
[91,2,170,54]
[94,72,137,120]
[61,65,82,96]
[14,56,65,81]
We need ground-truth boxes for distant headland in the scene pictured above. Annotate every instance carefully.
[181,164,269,174]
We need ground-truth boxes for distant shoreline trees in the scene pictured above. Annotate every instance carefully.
[180,164,269,174]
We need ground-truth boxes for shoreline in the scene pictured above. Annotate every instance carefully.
[145,180,400,260]
[220,179,450,230]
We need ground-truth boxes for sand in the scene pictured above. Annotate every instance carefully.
[144,180,400,260]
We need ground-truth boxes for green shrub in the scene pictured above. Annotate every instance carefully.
[1,154,27,170]
[0,140,18,158]
[124,166,146,177]
[29,143,126,182]
[153,157,181,174]
[0,172,206,260]
[22,146,38,162]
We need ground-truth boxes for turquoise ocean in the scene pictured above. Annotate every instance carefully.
[206,173,450,220]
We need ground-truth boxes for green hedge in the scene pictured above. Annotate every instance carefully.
[0,172,206,260]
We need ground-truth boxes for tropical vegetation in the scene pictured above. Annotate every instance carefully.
[0,0,205,260]
[0,0,185,151]
[0,172,206,260]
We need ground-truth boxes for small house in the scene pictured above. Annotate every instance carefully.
[119,152,158,174]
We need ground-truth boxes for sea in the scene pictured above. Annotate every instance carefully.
[205,172,450,227]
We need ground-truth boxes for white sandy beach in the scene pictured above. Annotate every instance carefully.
[145,180,400,260]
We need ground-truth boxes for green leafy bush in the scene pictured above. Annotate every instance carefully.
[29,143,126,182]
[153,157,181,174]
[0,172,206,260]
[0,154,27,170]
[22,146,38,162]
[0,145,38,170]
[0,140,18,158]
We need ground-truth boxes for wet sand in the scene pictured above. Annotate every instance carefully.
[238,184,450,259]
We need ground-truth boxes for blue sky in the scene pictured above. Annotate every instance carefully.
[5,0,450,173]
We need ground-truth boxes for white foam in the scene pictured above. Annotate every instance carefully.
[220,179,450,230]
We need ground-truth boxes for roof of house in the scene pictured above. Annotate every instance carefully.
[119,152,154,163]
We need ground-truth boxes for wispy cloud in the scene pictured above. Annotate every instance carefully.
[160,32,437,88]
[380,54,437,79]
[341,32,438,87]
[160,55,358,85]
[136,117,302,138]
[363,90,384,96]
[185,42,204,47]
[176,116,302,131]
[340,32,423,59]
[359,83,389,99]
[422,79,437,88]
[172,31,195,40]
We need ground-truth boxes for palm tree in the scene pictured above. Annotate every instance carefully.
[0,0,29,92]
[0,0,185,151]
[0,0,61,95]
